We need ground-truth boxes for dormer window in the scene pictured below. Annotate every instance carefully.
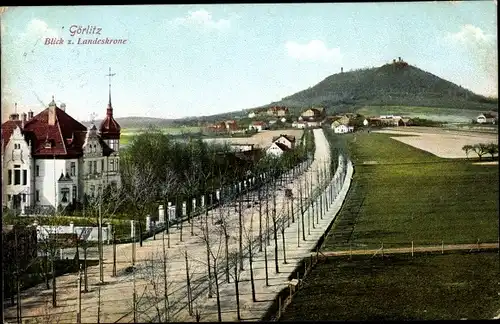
[45,141,52,149]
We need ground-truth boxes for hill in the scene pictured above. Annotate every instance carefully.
[254,60,498,115]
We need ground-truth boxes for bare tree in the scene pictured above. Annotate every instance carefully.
[120,160,158,249]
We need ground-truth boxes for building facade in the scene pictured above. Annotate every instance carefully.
[2,94,121,213]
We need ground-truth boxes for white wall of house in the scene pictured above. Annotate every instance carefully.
[250,124,264,132]
[35,158,67,207]
[334,125,349,134]
[3,127,33,209]
[266,143,285,157]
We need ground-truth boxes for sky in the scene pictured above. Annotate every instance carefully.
[0,2,497,122]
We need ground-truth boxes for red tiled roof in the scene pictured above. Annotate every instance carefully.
[99,105,121,140]
[2,105,91,158]
[252,121,266,126]
[21,107,88,157]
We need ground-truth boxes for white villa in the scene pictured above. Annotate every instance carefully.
[2,91,122,213]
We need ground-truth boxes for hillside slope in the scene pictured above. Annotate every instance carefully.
[259,61,498,114]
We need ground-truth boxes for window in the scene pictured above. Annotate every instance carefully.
[110,160,114,172]
[8,170,12,185]
[35,190,40,202]
[22,170,27,185]
[72,186,77,202]
[90,185,95,198]
[14,170,21,185]
[7,194,11,201]
[61,188,70,203]
[115,159,119,172]
[70,162,76,176]
[22,194,26,203]
[101,160,104,172]
[36,165,40,177]
[94,161,98,174]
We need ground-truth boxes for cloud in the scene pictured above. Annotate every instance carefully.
[447,24,495,44]
[171,9,231,31]
[446,24,497,95]
[285,40,342,63]
[23,18,59,40]
[16,18,59,53]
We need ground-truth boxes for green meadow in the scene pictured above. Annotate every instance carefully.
[323,132,498,251]
[120,126,202,145]
[281,252,500,321]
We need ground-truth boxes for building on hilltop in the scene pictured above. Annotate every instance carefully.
[2,91,122,214]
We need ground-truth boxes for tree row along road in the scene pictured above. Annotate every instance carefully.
[4,128,354,323]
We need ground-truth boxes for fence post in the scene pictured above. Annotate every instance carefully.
[381,242,384,258]
[411,241,414,257]
[477,238,480,251]
[349,242,352,260]
[441,240,444,254]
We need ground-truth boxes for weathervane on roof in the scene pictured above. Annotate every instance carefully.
[105,67,116,107]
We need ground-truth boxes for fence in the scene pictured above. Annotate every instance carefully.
[269,239,500,321]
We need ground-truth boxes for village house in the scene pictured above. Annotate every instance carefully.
[266,141,290,157]
[292,120,307,129]
[333,124,354,134]
[225,120,238,131]
[249,121,268,132]
[301,107,325,119]
[272,134,296,149]
[267,106,289,117]
[476,113,497,124]
[1,94,121,213]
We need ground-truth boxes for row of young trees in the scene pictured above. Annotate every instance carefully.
[114,129,319,322]
[462,143,498,161]
[5,128,317,323]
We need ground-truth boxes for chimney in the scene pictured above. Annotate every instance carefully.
[341,67,343,73]
[21,112,27,128]
[60,103,66,112]
[48,96,56,126]
[393,59,396,64]
[28,110,34,120]
[398,57,401,62]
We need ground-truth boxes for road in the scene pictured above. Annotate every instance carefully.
[4,128,354,323]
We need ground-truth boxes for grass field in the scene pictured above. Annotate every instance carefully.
[120,126,202,145]
[356,105,484,123]
[322,132,498,251]
[281,252,500,321]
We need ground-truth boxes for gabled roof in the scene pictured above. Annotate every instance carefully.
[2,102,115,158]
[1,119,23,151]
[21,106,87,157]
[272,134,296,143]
